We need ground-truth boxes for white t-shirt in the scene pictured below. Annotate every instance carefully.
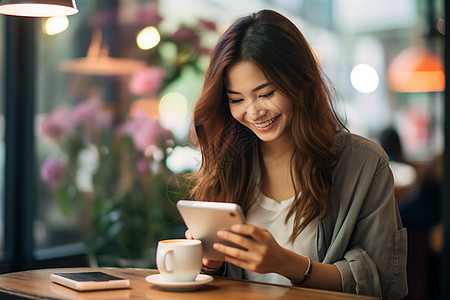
[244,193,318,285]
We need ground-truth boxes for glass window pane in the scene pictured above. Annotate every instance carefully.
[34,0,200,264]
[34,1,96,258]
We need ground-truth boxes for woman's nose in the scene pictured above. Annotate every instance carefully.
[246,101,266,120]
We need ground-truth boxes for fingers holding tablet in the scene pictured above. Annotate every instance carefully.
[177,200,246,261]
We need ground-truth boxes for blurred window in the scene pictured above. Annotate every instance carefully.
[34,0,96,258]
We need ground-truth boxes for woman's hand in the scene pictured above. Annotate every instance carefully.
[213,223,286,274]
[185,230,224,269]
[185,229,195,240]
[211,226,342,291]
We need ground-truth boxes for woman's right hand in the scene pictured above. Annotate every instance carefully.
[185,230,224,269]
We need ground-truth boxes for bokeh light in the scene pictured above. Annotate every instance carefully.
[44,16,69,36]
[136,26,161,50]
[159,92,188,133]
[350,64,379,93]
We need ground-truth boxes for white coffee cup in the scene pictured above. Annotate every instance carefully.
[156,239,202,282]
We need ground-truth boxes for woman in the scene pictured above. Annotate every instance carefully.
[187,9,407,299]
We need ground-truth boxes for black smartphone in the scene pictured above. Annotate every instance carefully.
[50,272,130,291]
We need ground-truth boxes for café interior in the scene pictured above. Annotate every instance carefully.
[0,0,448,299]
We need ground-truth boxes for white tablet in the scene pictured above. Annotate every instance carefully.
[177,200,246,261]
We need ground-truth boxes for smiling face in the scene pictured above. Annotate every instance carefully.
[225,61,293,146]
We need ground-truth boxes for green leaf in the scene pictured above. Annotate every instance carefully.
[57,186,69,215]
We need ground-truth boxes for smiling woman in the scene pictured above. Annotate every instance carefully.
[225,61,292,145]
[188,9,407,299]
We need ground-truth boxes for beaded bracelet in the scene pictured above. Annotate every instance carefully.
[291,256,313,287]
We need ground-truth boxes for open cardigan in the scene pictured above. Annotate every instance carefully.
[213,132,408,300]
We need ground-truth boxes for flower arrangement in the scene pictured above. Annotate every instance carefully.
[38,8,217,266]
[39,96,184,267]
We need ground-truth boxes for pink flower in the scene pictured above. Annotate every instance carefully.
[170,26,198,42]
[118,116,172,153]
[72,97,99,126]
[72,97,113,130]
[40,157,66,187]
[96,109,114,129]
[136,2,162,25]
[40,106,73,142]
[133,121,162,151]
[170,26,209,56]
[199,19,216,31]
[136,158,150,174]
[129,67,165,96]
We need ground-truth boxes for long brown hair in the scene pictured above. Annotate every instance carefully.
[190,10,343,242]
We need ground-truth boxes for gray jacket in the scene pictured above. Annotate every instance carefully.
[216,132,408,299]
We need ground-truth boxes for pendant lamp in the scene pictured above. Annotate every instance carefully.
[387,45,445,93]
[59,29,147,76]
[0,0,78,17]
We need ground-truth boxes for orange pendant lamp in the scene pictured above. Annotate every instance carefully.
[387,45,445,93]
[0,0,78,17]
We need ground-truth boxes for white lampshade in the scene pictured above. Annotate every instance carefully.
[0,0,78,17]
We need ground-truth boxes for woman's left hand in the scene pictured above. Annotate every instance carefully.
[213,223,286,274]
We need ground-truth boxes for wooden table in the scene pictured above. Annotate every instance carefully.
[0,267,378,300]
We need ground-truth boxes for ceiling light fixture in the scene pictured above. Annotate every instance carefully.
[0,0,78,17]
[59,29,147,76]
[387,46,445,93]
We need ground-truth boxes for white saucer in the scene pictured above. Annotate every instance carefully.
[146,274,213,291]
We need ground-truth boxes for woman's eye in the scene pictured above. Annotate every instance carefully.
[259,90,275,99]
[229,98,244,104]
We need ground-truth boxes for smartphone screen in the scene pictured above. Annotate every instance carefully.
[53,272,124,281]
[50,272,130,291]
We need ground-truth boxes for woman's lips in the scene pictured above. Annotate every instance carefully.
[254,115,280,129]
